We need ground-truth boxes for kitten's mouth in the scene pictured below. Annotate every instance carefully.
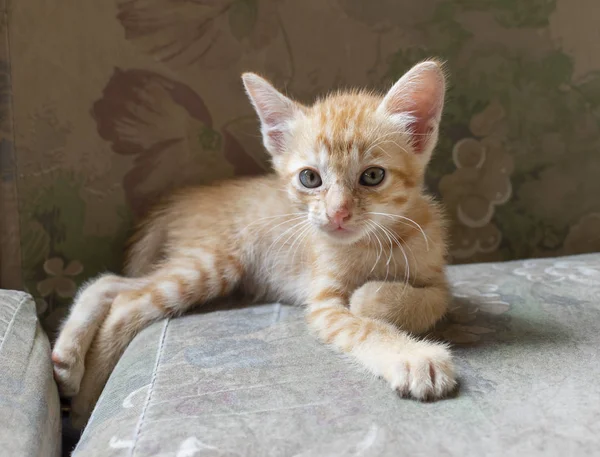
[325,224,351,233]
[323,224,358,239]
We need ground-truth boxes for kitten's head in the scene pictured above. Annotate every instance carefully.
[243,61,445,245]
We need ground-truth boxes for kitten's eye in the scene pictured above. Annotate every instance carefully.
[299,169,322,188]
[360,167,385,186]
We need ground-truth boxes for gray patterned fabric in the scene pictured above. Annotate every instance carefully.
[75,254,600,457]
[0,290,61,457]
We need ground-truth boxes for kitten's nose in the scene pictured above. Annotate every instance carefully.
[329,207,351,227]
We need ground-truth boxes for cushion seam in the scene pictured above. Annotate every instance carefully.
[129,318,170,457]
[0,294,26,355]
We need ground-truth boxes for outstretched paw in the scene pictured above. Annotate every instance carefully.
[387,343,456,400]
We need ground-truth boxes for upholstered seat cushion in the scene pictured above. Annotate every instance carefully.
[0,290,61,457]
[74,254,600,456]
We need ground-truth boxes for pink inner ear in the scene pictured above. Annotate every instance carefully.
[407,119,436,155]
[267,129,286,153]
[382,62,445,154]
[242,72,297,128]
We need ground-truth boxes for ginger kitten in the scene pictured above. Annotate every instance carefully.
[53,60,456,428]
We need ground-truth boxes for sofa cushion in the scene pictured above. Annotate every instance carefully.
[74,254,600,456]
[0,290,61,457]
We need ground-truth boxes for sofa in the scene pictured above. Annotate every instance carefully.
[1,0,600,456]
[3,255,600,456]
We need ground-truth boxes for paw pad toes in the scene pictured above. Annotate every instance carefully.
[389,352,456,401]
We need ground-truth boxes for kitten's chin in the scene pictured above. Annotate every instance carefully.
[320,226,365,245]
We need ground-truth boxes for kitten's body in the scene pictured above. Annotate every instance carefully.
[53,61,457,428]
[127,174,444,307]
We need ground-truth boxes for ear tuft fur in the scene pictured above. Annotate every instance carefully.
[378,60,446,158]
[242,73,301,156]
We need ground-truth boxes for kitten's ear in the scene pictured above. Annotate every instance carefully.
[378,60,446,160]
[242,73,302,156]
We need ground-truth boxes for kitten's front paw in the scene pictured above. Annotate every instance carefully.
[387,343,456,400]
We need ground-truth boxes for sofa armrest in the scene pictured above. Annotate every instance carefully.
[0,290,61,457]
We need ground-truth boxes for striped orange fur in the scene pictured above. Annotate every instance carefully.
[53,60,456,428]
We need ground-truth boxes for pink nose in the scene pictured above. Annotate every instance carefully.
[329,207,351,226]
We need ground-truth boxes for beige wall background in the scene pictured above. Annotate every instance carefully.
[1,0,599,335]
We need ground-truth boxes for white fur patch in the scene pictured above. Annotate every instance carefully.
[157,281,180,302]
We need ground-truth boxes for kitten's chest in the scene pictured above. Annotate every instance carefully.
[337,243,413,286]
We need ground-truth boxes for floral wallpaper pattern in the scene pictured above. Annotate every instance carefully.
[92,68,265,216]
[2,0,600,336]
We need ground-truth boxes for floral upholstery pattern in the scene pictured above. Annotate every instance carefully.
[1,0,599,336]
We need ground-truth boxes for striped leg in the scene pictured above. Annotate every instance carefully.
[68,253,243,428]
[306,274,456,400]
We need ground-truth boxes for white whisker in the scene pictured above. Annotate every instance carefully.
[365,221,384,277]
[366,221,391,288]
[241,213,305,234]
[376,222,403,281]
[367,212,430,251]
[289,222,313,267]
[370,220,413,300]
[369,220,396,286]
[364,223,379,277]
[264,219,309,262]
[377,222,411,291]
[271,220,311,267]
[261,215,306,238]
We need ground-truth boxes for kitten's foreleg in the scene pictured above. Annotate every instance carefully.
[69,253,243,428]
[306,276,455,400]
[349,278,450,334]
